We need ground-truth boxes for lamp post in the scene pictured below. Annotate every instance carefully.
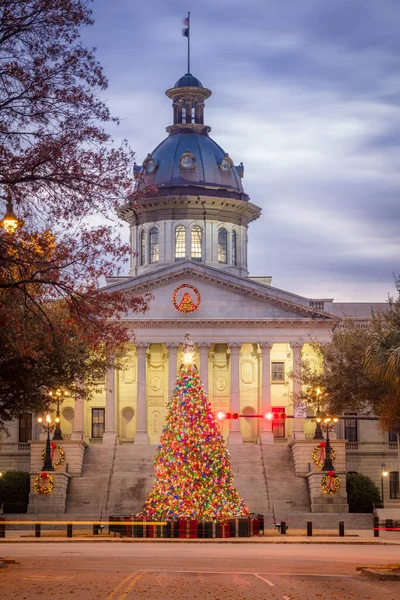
[49,388,70,441]
[321,416,339,471]
[0,191,24,233]
[37,414,59,471]
[381,463,389,506]
[313,387,324,440]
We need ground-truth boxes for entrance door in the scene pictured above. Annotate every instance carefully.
[272,407,286,438]
[92,408,105,439]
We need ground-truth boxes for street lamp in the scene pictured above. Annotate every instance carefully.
[0,191,24,233]
[49,388,70,441]
[37,414,59,471]
[381,463,389,506]
[313,387,324,440]
[321,416,339,471]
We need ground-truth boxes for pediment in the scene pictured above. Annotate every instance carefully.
[104,263,338,324]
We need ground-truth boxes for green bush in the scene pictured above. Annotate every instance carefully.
[346,473,381,513]
[0,470,30,513]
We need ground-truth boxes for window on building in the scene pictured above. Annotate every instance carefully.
[149,227,159,264]
[389,431,398,443]
[191,225,202,261]
[140,230,145,266]
[175,225,186,260]
[389,471,399,499]
[218,227,227,263]
[191,104,196,123]
[92,408,105,439]
[19,413,32,443]
[271,362,285,382]
[182,106,186,124]
[232,229,237,266]
[344,413,358,442]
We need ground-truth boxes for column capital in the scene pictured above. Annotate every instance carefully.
[259,342,273,351]
[290,342,304,351]
[229,342,242,352]
[166,342,180,350]
[198,342,210,351]
[135,342,148,352]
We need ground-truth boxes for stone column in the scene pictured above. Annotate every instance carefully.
[291,342,305,440]
[260,342,274,444]
[135,343,149,444]
[198,343,210,393]
[71,381,85,441]
[167,342,179,399]
[103,367,116,444]
[228,343,242,444]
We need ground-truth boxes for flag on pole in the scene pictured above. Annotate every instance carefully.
[182,16,189,37]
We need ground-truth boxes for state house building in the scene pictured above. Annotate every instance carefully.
[1,70,398,516]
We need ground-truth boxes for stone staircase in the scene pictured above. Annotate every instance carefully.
[65,444,116,516]
[105,444,157,515]
[227,443,270,515]
[261,442,311,517]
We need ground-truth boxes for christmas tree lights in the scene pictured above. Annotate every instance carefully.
[142,337,249,522]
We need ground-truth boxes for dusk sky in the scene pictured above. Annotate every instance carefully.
[84,0,399,302]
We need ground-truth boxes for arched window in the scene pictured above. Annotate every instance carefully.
[232,229,237,266]
[175,225,186,260]
[140,230,145,266]
[191,225,202,261]
[181,106,187,124]
[149,227,159,264]
[218,227,228,263]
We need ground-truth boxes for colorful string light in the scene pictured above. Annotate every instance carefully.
[142,363,249,522]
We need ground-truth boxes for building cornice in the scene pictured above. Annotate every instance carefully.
[119,319,336,329]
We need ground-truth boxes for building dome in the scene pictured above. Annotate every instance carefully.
[143,131,245,198]
[174,73,203,88]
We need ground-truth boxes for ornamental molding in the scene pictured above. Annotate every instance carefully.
[124,268,337,321]
[126,319,334,330]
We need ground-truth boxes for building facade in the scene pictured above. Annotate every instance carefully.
[1,70,398,508]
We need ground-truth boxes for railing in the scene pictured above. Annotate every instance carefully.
[63,434,72,441]
[17,443,30,451]
[305,433,314,441]
[389,442,398,450]
[346,442,359,450]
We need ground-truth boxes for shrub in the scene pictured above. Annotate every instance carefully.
[0,470,30,513]
[346,473,381,513]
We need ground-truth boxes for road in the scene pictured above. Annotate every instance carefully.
[1,542,399,599]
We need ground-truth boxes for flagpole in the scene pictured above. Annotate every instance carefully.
[187,11,190,74]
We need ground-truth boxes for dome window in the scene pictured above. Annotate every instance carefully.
[179,151,196,171]
[191,225,202,261]
[175,225,186,260]
[232,230,237,266]
[219,154,233,173]
[149,227,159,264]
[218,227,228,264]
[143,154,158,174]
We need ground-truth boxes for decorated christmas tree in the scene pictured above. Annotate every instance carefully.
[143,336,249,522]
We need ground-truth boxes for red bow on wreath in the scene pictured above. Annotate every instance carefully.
[327,470,336,491]
[318,441,326,463]
[40,472,48,480]
[50,442,57,460]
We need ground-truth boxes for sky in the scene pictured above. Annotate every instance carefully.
[83,0,399,302]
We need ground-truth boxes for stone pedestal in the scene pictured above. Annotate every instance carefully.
[289,439,347,476]
[306,471,349,513]
[30,440,87,476]
[28,471,71,515]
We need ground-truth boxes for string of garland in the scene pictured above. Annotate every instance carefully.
[41,443,65,468]
[142,363,249,522]
[34,472,55,495]
[312,442,335,469]
[321,471,341,494]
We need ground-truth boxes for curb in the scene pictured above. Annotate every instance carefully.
[360,568,400,581]
[0,537,388,545]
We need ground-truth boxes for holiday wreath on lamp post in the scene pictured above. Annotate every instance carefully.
[312,441,336,469]
[41,443,65,468]
[321,471,341,494]
[34,472,55,495]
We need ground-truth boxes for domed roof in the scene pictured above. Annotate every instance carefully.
[174,73,203,88]
[144,131,245,197]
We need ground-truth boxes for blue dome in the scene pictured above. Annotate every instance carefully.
[174,73,203,88]
[145,132,245,196]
